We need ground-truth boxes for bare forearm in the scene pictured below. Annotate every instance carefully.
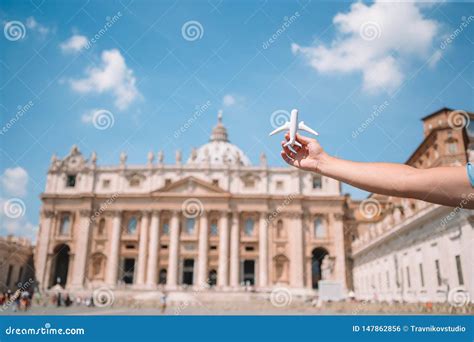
[317,154,473,208]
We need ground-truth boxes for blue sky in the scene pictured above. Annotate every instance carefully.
[1,0,473,240]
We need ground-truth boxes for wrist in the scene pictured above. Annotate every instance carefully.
[315,152,334,175]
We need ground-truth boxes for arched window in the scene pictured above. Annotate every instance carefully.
[186,218,195,235]
[127,217,138,235]
[59,215,71,235]
[98,218,106,236]
[314,217,326,238]
[210,219,218,236]
[245,218,254,236]
[159,269,167,285]
[276,220,284,238]
[162,219,170,235]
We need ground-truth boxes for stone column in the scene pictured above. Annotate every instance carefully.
[136,212,150,286]
[197,212,209,286]
[332,213,347,290]
[106,212,122,286]
[71,210,92,288]
[258,212,269,288]
[167,211,180,288]
[36,210,54,289]
[217,211,230,287]
[289,213,305,288]
[146,211,160,287]
[230,212,240,287]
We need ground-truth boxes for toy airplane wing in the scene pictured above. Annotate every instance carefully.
[269,122,290,136]
[298,121,319,136]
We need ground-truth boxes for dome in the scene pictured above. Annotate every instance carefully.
[187,111,251,166]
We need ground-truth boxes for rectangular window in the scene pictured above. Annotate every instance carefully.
[59,215,71,235]
[435,259,442,286]
[102,179,110,188]
[406,266,411,288]
[17,266,23,283]
[66,175,76,188]
[162,221,170,235]
[276,181,284,190]
[186,218,195,235]
[312,176,322,189]
[210,221,218,236]
[455,255,464,286]
[419,263,425,287]
[6,265,13,286]
[212,179,219,187]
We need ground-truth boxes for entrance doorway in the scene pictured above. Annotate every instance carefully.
[182,259,194,285]
[311,247,329,289]
[243,260,255,285]
[122,258,135,284]
[208,270,217,286]
[51,244,70,287]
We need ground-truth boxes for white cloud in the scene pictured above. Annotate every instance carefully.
[292,1,440,93]
[1,167,28,197]
[1,218,38,243]
[26,16,50,36]
[60,34,88,54]
[70,49,140,110]
[223,94,236,107]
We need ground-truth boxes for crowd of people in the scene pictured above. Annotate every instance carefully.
[0,289,32,312]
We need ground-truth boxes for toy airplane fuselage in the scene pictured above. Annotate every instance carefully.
[269,109,318,147]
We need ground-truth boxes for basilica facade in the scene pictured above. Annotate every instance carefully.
[35,113,350,293]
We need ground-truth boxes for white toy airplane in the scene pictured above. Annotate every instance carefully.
[269,109,318,147]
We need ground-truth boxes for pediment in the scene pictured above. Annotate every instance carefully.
[152,176,227,195]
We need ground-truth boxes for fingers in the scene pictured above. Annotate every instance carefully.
[280,151,296,166]
[295,133,314,145]
[281,141,296,159]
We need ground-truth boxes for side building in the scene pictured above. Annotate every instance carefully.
[351,108,474,303]
[0,236,35,292]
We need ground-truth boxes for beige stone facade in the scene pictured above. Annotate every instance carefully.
[0,236,34,292]
[351,108,474,303]
[35,114,350,293]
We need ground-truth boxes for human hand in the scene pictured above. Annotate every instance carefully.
[280,133,327,173]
